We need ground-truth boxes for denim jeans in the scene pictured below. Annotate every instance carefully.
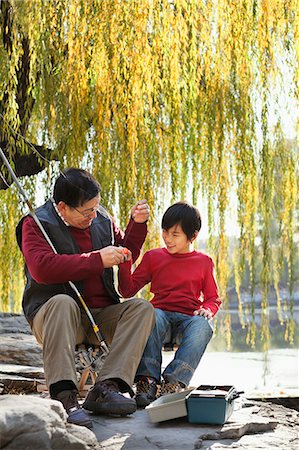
[136,308,213,387]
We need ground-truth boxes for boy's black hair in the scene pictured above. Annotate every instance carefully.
[162,201,201,241]
[53,168,101,207]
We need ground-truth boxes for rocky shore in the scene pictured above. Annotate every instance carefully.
[0,313,298,450]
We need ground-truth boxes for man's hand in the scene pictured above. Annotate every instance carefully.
[193,307,213,320]
[131,199,150,223]
[99,246,131,268]
[121,247,132,262]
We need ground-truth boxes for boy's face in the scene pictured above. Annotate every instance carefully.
[162,224,193,254]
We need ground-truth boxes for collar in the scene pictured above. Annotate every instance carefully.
[51,198,70,227]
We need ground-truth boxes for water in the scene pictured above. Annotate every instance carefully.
[162,348,299,397]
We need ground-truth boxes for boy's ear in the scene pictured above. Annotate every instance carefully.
[191,231,199,242]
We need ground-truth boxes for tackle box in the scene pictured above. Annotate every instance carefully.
[146,385,240,424]
[186,385,239,424]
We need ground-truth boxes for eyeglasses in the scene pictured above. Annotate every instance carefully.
[73,204,99,218]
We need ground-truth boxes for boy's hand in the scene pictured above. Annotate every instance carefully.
[131,199,150,223]
[193,307,213,320]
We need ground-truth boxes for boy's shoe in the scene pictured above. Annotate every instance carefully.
[158,380,184,397]
[82,380,137,416]
[55,389,93,428]
[135,377,158,408]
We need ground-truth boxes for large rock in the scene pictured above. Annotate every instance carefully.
[0,313,42,367]
[0,313,31,335]
[0,334,42,366]
[0,395,100,450]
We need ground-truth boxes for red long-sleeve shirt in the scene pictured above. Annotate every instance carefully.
[21,215,147,308]
[118,248,221,316]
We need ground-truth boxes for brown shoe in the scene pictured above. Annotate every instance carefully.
[82,380,137,416]
[135,377,158,408]
[55,389,93,428]
[157,381,184,397]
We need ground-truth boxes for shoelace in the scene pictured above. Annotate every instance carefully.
[94,381,118,396]
[136,379,151,394]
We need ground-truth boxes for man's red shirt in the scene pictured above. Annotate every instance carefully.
[22,216,147,308]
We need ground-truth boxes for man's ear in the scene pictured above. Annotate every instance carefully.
[191,231,199,242]
[57,201,67,213]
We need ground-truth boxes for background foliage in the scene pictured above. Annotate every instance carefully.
[0,0,298,349]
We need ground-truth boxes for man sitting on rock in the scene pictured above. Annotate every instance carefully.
[16,168,155,428]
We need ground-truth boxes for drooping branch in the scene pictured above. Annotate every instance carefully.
[0,142,54,189]
[0,0,297,347]
[0,0,57,186]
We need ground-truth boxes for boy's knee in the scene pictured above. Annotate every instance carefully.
[193,315,213,337]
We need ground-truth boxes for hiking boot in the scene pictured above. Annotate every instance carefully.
[82,380,137,416]
[135,377,158,408]
[55,389,93,428]
[158,380,184,397]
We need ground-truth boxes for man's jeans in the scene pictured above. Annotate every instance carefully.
[136,308,213,387]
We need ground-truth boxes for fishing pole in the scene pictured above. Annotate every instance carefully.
[0,146,109,355]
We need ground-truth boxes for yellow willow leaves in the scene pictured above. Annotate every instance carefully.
[0,187,24,312]
[273,133,298,344]
[0,0,298,349]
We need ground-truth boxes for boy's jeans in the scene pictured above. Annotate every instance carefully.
[136,308,213,387]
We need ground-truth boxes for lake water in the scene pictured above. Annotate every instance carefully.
[162,348,298,397]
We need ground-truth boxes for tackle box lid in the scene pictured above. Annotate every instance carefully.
[187,385,239,400]
[146,388,194,423]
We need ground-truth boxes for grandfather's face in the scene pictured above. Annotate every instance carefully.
[57,196,100,229]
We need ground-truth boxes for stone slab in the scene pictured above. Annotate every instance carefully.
[0,334,43,366]
[89,399,299,450]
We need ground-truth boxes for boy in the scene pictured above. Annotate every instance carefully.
[118,201,221,407]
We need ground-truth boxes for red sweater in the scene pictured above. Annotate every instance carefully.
[118,248,221,316]
[22,216,147,308]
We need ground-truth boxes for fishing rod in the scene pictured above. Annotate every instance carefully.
[0,146,109,355]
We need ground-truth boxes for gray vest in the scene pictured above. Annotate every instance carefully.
[16,200,120,322]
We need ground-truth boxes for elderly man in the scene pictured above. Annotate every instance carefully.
[16,168,155,428]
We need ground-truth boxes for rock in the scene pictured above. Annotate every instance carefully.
[0,314,298,449]
[0,364,44,379]
[0,313,42,367]
[88,399,299,450]
[0,395,100,450]
[0,313,44,392]
[193,401,299,449]
[0,333,42,366]
[0,313,32,335]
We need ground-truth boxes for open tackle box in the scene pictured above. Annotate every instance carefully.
[146,385,241,424]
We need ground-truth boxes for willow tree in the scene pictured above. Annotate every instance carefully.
[0,0,298,348]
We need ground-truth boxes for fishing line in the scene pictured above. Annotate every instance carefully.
[0,145,109,355]
[1,112,161,260]
[0,115,151,340]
